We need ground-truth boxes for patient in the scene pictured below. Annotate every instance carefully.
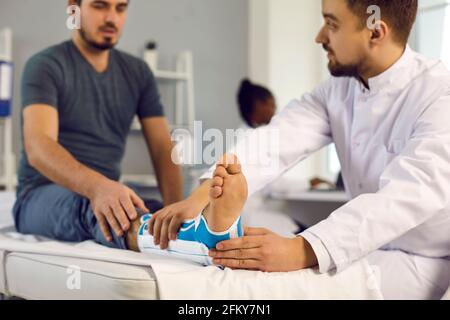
[125,154,248,261]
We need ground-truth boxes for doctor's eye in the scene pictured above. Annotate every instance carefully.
[326,22,337,30]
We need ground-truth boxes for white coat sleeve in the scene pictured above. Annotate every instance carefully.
[200,80,333,196]
[305,95,450,273]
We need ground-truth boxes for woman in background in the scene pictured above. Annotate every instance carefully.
[237,79,277,128]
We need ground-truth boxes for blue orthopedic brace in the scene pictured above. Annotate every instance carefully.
[137,213,243,265]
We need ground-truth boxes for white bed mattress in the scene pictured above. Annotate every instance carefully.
[0,192,159,299]
[4,252,158,300]
[0,231,162,299]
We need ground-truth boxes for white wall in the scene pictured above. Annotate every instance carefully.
[416,0,450,68]
[249,0,270,85]
[0,0,249,179]
[249,0,333,182]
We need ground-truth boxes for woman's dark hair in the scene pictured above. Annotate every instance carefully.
[237,79,273,127]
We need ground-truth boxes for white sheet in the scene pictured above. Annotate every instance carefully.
[0,192,383,300]
[0,227,382,300]
[151,258,383,300]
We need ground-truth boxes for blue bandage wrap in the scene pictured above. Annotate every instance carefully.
[139,213,243,249]
[194,215,243,249]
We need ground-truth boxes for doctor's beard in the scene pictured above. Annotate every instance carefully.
[325,45,362,79]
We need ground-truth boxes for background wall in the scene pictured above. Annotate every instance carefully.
[249,0,332,182]
[3,0,442,194]
[0,0,249,179]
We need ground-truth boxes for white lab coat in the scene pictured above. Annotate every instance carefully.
[202,46,450,299]
[236,124,300,237]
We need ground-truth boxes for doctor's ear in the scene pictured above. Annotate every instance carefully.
[369,20,389,45]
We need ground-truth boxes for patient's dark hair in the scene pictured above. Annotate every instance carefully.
[237,79,273,127]
[345,0,418,45]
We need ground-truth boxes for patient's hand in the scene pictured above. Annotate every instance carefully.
[148,198,205,249]
[89,179,149,242]
[209,228,318,272]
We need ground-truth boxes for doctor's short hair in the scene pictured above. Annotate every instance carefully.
[237,79,273,128]
[346,0,418,45]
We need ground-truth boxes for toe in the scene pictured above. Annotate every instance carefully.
[223,154,241,174]
[213,166,228,179]
[210,186,223,198]
[212,176,224,187]
[226,162,241,175]
[219,154,241,175]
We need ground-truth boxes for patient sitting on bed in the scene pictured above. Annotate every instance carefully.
[125,154,248,265]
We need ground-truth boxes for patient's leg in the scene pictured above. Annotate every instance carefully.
[126,218,141,252]
[126,154,248,252]
[14,183,127,249]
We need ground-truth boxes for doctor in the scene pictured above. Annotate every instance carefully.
[150,0,450,299]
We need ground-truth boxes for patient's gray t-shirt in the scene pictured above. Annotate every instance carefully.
[17,40,164,199]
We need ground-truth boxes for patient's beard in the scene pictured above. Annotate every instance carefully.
[79,28,116,51]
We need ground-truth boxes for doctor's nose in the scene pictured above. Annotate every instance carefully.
[315,26,327,44]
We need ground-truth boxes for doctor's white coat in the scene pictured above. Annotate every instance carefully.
[203,46,450,275]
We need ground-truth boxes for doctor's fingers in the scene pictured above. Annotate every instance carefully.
[215,235,264,251]
[213,258,260,271]
[244,227,272,236]
[210,247,262,260]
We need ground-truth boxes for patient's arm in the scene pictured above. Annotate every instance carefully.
[23,104,148,241]
[147,179,211,249]
[140,117,183,206]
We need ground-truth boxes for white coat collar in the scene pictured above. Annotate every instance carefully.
[360,45,415,94]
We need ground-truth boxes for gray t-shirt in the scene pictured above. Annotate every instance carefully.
[17,40,164,199]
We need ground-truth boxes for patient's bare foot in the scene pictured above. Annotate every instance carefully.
[126,218,141,252]
[203,154,248,232]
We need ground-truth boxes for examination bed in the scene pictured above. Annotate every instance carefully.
[0,191,386,300]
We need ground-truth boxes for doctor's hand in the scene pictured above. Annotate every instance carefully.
[89,179,149,242]
[148,198,205,250]
[209,228,318,272]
